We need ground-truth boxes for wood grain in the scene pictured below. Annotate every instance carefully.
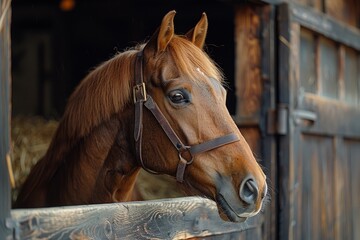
[324,0,360,28]
[278,3,360,240]
[234,6,262,124]
[11,197,256,239]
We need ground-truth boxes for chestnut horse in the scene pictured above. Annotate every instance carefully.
[15,11,267,222]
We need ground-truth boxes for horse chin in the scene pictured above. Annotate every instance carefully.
[216,194,248,223]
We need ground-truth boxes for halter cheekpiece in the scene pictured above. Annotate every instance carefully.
[133,51,240,182]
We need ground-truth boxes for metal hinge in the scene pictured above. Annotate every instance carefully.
[267,104,288,135]
[5,218,20,240]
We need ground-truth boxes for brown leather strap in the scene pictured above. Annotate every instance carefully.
[189,133,239,155]
[144,96,189,152]
[133,50,240,182]
[133,52,158,174]
[134,51,145,142]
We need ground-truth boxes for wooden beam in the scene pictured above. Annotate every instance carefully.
[289,2,360,50]
[11,197,256,239]
[0,0,12,239]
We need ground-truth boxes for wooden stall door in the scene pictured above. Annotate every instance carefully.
[277,3,360,240]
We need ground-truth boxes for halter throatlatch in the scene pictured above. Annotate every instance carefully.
[133,51,240,182]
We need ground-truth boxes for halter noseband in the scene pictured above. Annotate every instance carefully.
[133,51,240,182]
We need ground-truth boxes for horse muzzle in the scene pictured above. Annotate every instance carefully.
[215,174,267,223]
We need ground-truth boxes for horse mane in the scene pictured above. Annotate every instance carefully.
[63,49,139,140]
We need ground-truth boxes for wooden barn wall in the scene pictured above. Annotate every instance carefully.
[0,0,12,239]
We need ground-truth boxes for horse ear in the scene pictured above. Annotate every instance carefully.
[144,10,176,56]
[185,12,208,49]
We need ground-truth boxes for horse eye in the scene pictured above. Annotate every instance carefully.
[168,90,190,104]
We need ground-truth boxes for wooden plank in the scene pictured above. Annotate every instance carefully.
[294,93,360,137]
[11,197,256,239]
[334,137,352,240]
[277,4,293,240]
[289,2,360,50]
[324,0,360,28]
[234,5,262,124]
[257,5,278,237]
[295,0,322,11]
[0,0,12,239]
[233,5,278,240]
[344,139,360,240]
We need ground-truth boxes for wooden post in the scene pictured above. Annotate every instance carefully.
[0,0,12,239]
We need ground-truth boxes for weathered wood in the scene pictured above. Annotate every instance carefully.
[259,5,278,240]
[296,0,322,11]
[278,3,360,240]
[11,197,255,239]
[233,5,277,240]
[290,2,360,50]
[234,5,262,124]
[0,0,12,239]
[324,0,360,28]
[295,93,360,137]
[277,4,292,240]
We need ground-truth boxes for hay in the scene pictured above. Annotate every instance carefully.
[11,116,58,202]
[11,116,184,203]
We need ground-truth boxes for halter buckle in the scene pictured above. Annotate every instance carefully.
[133,83,147,103]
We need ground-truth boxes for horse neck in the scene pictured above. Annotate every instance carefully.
[47,112,140,206]
[16,110,140,208]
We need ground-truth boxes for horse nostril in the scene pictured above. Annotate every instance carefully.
[239,177,259,205]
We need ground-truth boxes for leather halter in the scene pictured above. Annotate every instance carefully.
[133,51,240,182]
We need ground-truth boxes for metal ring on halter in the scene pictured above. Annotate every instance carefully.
[179,149,194,165]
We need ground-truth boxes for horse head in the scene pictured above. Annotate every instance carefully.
[136,11,267,222]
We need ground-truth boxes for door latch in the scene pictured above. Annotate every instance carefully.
[293,109,317,126]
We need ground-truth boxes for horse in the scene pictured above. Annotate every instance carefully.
[14,10,267,223]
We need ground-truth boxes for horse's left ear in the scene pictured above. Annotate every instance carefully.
[185,12,208,49]
[144,10,176,56]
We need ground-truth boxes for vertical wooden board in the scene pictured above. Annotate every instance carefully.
[234,6,262,123]
[257,5,277,240]
[334,137,352,240]
[320,137,335,239]
[0,0,12,239]
[288,21,300,240]
[299,29,317,94]
[344,47,359,106]
[345,139,360,240]
[298,134,336,240]
[236,126,266,240]
[318,37,339,100]
[277,4,292,240]
[238,127,261,157]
